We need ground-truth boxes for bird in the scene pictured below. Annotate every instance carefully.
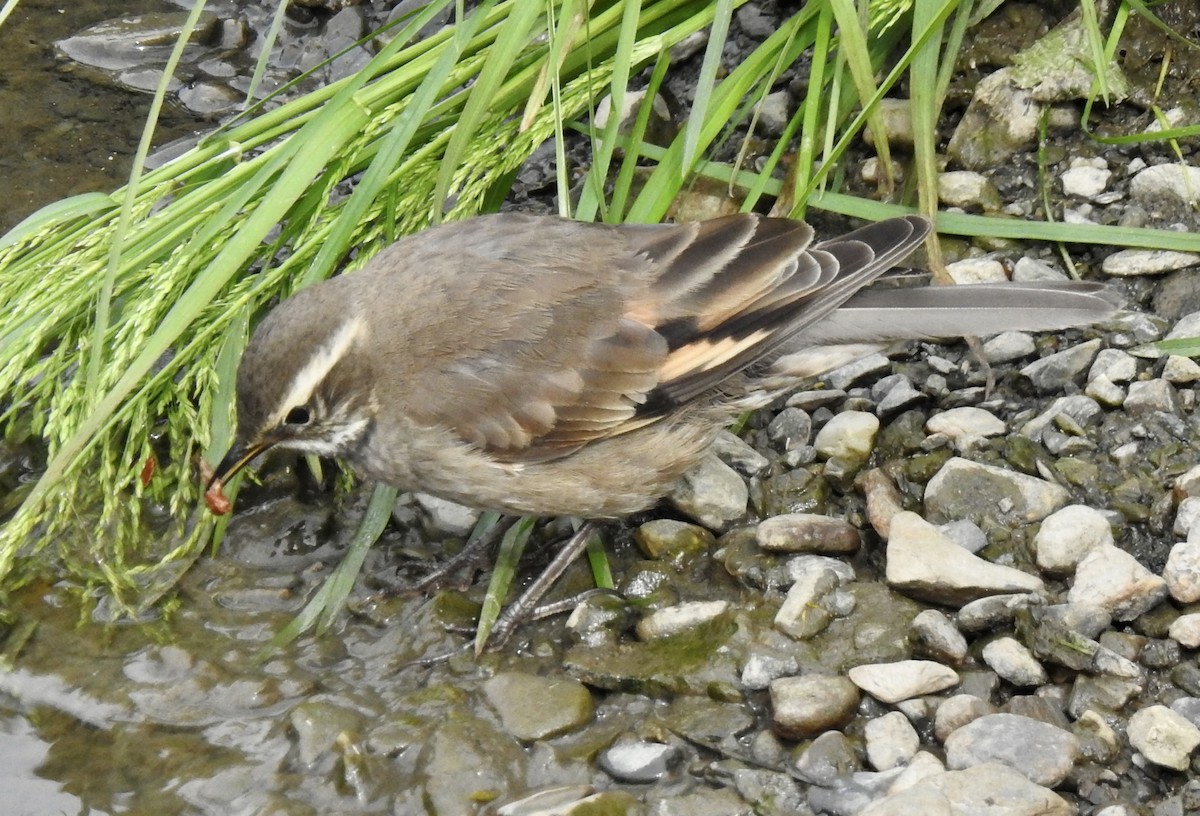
[205,212,1115,517]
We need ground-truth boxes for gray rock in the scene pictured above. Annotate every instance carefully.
[1169,613,1200,648]
[710,430,770,476]
[814,411,879,463]
[599,736,681,783]
[938,171,1003,211]
[770,675,859,739]
[755,90,791,137]
[912,609,969,664]
[1090,348,1139,382]
[1013,257,1069,283]
[1020,338,1102,393]
[944,713,1079,787]
[1163,355,1200,384]
[863,98,915,149]
[636,601,730,640]
[983,331,1037,363]
[1061,160,1111,198]
[774,565,843,640]
[957,594,1038,633]
[794,730,861,785]
[1103,248,1200,277]
[934,694,997,743]
[766,407,812,450]
[1019,394,1103,441]
[483,672,593,741]
[1123,379,1180,415]
[925,407,1006,443]
[924,457,1069,525]
[947,67,1042,168]
[859,762,1071,816]
[1130,163,1200,208]
[825,353,891,390]
[668,453,748,531]
[414,492,481,536]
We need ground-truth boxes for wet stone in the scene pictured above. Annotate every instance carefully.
[636,600,730,641]
[814,410,879,464]
[766,407,812,449]
[794,730,861,785]
[912,609,969,664]
[598,736,681,783]
[423,717,525,816]
[774,564,843,640]
[667,453,749,532]
[770,675,860,739]
[756,513,860,554]
[634,519,715,563]
[289,701,366,766]
[924,457,1069,526]
[710,429,770,475]
[943,713,1078,787]
[483,672,593,742]
[934,694,997,743]
[860,763,1072,816]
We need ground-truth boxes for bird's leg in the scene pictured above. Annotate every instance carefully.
[389,514,517,595]
[483,522,600,651]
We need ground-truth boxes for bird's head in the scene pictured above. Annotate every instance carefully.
[207,287,378,495]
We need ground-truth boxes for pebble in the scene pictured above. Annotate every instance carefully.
[943,713,1079,787]
[813,411,880,463]
[912,609,969,664]
[1089,348,1139,382]
[1123,379,1180,415]
[634,519,715,561]
[667,453,748,531]
[886,513,1043,605]
[483,672,593,741]
[865,711,920,771]
[1169,613,1200,648]
[945,257,1007,284]
[770,675,860,739]
[924,457,1069,526]
[774,565,843,639]
[1102,248,1200,277]
[1020,338,1102,393]
[983,331,1037,363]
[794,730,860,785]
[1034,504,1114,574]
[848,660,960,704]
[598,737,681,783]
[1067,545,1168,621]
[981,637,1047,687]
[636,601,730,640]
[934,694,996,742]
[1061,160,1111,198]
[859,762,1071,816]
[1163,354,1200,384]
[1127,705,1200,771]
[1164,541,1200,603]
[1129,162,1200,207]
[925,407,1006,442]
[756,513,860,554]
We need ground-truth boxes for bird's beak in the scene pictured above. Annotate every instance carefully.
[208,440,273,490]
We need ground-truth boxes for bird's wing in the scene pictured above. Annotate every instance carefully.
[386,213,927,462]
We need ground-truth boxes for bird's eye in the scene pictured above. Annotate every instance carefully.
[284,406,311,425]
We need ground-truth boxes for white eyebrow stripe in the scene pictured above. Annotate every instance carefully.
[266,316,366,428]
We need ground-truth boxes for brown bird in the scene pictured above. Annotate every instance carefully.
[206,213,1114,516]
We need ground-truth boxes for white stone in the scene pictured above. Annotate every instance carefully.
[1034,504,1114,574]
[1068,545,1168,621]
[1128,705,1200,771]
[981,637,1047,686]
[848,660,959,704]
[635,601,729,640]
[886,512,1043,605]
[945,258,1007,284]
[925,407,1006,440]
[1061,165,1111,198]
[1164,541,1200,604]
[865,711,920,771]
[1169,613,1200,649]
[813,411,879,462]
